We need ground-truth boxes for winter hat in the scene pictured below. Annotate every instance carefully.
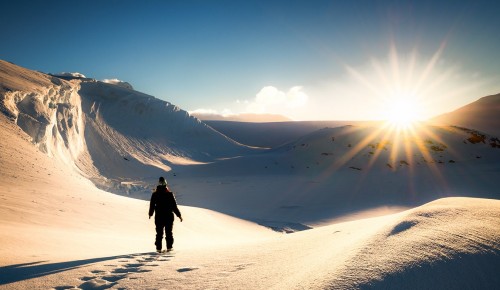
[159,176,167,186]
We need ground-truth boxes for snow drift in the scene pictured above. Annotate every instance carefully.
[0,120,498,289]
[1,114,498,289]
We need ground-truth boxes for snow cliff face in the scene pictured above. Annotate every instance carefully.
[1,67,85,167]
[0,60,249,195]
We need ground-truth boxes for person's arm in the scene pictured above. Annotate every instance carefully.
[148,192,156,218]
[169,191,183,221]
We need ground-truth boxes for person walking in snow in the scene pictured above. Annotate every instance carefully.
[149,176,183,253]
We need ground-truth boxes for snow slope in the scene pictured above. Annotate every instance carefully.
[47,197,496,290]
[431,93,500,138]
[1,114,499,289]
[0,113,274,260]
[1,121,498,289]
[77,80,256,194]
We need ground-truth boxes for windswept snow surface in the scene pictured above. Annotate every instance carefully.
[0,120,498,289]
[1,115,499,289]
[0,113,276,288]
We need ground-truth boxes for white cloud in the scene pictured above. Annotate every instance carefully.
[255,86,286,105]
[221,108,234,116]
[189,86,308,121]
[247,86,309,113]
[286,86,309,108]
[102,78,134,90]
[53,72,87,78]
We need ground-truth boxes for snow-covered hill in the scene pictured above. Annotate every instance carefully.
[0,120,498,288]
[77,80,255,194]
[271,124,500,173]
[164,123,500,230]
[0,60,253,196]
[204,120,363,147]
[431,93,500,138]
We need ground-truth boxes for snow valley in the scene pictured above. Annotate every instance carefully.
[0,60,499,289]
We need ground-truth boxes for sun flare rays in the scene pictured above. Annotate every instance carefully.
[343,40,457,127]
[313,41,464,194]
[316,120,453,199]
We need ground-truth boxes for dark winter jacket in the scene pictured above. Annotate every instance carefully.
[149,185,182,219]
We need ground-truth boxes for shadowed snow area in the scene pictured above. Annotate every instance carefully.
[1,60,499,289]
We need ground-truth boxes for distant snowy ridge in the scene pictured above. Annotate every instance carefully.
[272,124,500,172]
[431,93,500,138]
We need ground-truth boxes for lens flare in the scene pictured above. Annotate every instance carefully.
[385,97,422,128]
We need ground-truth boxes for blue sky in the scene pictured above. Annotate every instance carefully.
[1,0,500,121]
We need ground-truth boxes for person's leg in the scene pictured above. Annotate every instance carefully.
[155,220,165,251]
[165,219,174,250]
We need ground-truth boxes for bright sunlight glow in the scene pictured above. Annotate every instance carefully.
[385,98,421,128]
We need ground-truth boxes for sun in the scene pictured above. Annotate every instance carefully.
[385,98,421,128]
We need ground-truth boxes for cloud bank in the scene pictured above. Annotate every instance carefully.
[248,86,308,113]
[190,86,308,122]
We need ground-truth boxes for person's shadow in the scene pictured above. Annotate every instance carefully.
[0,252,156,286]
